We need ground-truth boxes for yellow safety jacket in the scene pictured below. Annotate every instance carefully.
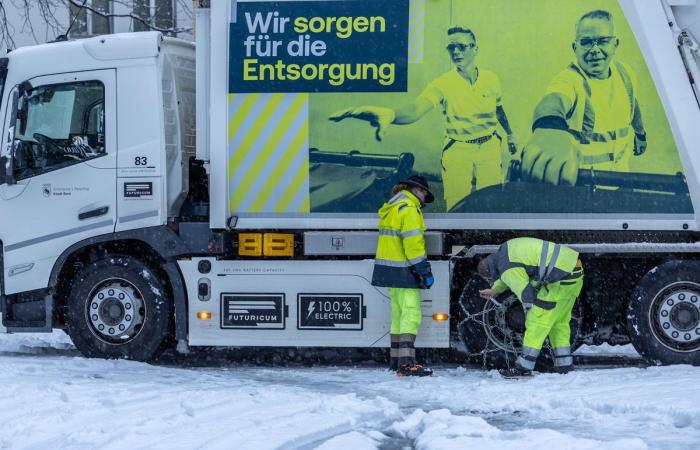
[371,190,431,288]
[488,237,580,308]
[532,62,643,165]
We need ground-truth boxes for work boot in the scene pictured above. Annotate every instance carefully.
[552,365,574,374]
[389,357,399,372]
[397,363,433,377]
[498,364,532,378]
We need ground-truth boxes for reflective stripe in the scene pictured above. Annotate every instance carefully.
[561,269,583,281]
[538,241,549,282]
[554,346,571,356]
[397,348,415,357]
[388,192,409,205]
[554,356,573,367]
[545,244,560,282]
[522,346,540,358]
[375,259,412,268]
[516,356,536,370]
[401,229,423,238]
[582,152,614,165]
[534,299,556,310]
[538,241,560,284]
[408,255,427,265]
[379,229,401,237]
[572,126,630,144]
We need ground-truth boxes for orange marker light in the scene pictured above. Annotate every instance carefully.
[432,313,449,321]
[197,311,212,320]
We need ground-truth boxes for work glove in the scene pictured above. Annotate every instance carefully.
[328,105,396,141]
[521,128,580,185]
[633,132,647,156]
[413,260,433,289]
[507,133,518,155]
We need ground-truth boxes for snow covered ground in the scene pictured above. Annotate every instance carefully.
[0,332,698,449]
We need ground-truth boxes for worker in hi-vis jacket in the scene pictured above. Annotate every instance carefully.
[371,175,435,377]
[477,237,583,377]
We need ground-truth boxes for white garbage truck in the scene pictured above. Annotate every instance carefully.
[1,0,700,368]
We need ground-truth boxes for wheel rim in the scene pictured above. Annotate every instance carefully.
[85,278,146,344]
[482,295,525,353]
[649,282,700,352]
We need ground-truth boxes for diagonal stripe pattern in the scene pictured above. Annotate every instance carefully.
[408,0,425,64]
[227,93,310,213]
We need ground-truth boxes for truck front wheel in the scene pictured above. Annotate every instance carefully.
[627,260,700,365]
[65,256,171,361]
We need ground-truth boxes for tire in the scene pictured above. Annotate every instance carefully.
[627,260,700,365]
[458,277,583,371]
[65,256,172,361]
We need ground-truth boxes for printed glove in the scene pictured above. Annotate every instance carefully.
[634,132,647,156]
[328,105,396,141]
[521,128,580,185]
[507,133,518,155]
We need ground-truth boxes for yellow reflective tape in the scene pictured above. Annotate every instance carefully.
[297,192,310,213]
[251,116,308,210]
[228,94,287,209]
[230,94,307,212]
[227,93,284,181]
[408,0,425,64]
[273,154,309,212]
[227,94,259,143]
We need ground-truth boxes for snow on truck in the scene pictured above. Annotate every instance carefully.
[1,0,700,369]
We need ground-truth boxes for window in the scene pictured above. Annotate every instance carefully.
[133,0,176,35]
[13,81,106,180]
[69,0,112,37]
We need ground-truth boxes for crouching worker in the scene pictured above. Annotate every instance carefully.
[477,237,583,377]
[371,175,435,377]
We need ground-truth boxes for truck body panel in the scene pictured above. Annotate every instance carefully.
[1,0,700,367]
[182,259,450,347]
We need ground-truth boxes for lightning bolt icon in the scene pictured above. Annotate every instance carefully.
[306,301,315,319]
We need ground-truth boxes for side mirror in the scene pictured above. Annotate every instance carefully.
[16,81,32,136]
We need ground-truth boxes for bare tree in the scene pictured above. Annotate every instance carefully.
[1,0,193,52]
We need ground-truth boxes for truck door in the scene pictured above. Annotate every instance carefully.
[0,70,116,295]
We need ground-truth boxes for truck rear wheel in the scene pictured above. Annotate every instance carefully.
[458,277,582,371]
[627,260,700,365]
[65,256,171,361]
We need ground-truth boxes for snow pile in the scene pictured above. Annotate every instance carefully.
[391,409,647,450]
[1,332,699,449]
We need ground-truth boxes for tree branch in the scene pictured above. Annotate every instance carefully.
[66,0,192,34]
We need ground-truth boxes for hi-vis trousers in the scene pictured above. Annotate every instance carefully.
[516,268,583,370]
[441,136,502,211]
[388,287,422,369]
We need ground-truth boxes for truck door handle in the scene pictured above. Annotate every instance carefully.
[78,206,109,220]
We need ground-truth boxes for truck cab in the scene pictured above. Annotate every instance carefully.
[0,33,195,350]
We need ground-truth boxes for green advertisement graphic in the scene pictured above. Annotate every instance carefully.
[307,0,691,215]
[228,0,691,216]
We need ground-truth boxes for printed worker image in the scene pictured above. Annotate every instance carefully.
[522,9,647,185]
[371,175,434,377]
[329,25,517,211]
[477,237,584,377]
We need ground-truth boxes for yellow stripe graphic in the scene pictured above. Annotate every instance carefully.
[274,151,309,212]
[228,93,309,213]
[408,0,425,64]
[250,116,308,212]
